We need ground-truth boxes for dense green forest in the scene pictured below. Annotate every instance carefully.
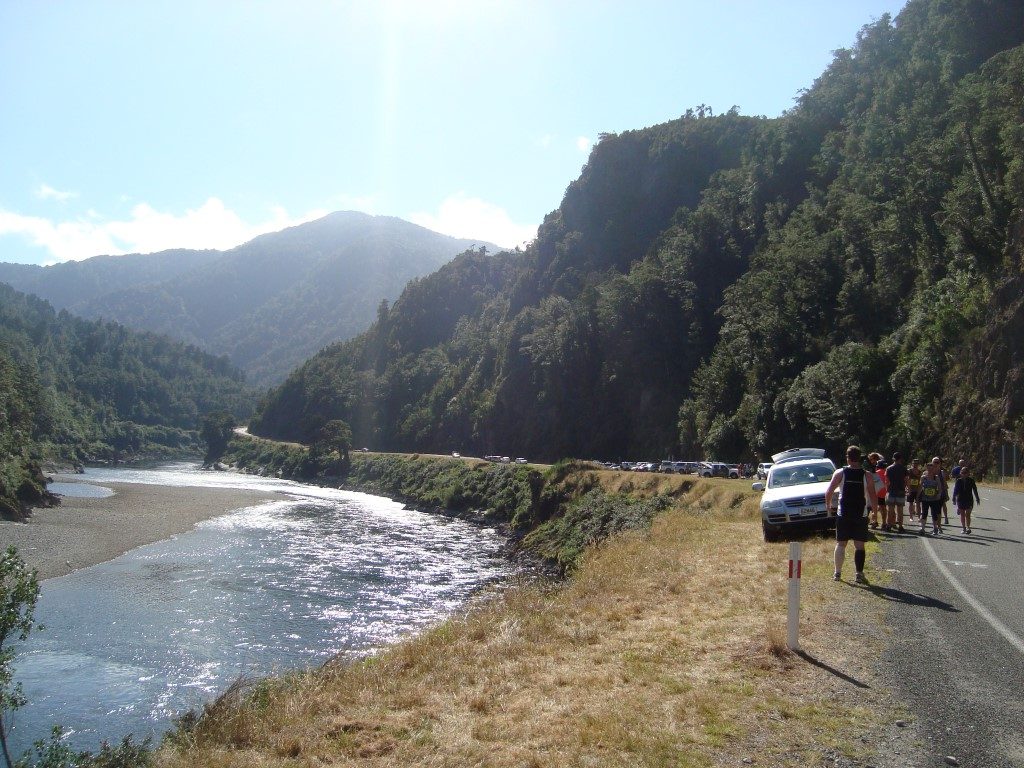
[0,283,255,517]
[252,0,1023,472]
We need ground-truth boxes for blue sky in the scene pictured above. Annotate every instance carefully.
[1,1,907,265]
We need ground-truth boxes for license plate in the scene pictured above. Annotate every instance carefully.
[799,508,817,517]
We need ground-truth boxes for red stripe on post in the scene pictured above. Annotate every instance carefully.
[797,560,802,578]
[788,560,794,578]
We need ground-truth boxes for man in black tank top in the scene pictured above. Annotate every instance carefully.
[824,445,879,583]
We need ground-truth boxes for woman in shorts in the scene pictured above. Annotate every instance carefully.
[952,465,981,534]
[867,452,887,528]
[938,457,950,525]
[906,458,923,521]
[920,458,944,535]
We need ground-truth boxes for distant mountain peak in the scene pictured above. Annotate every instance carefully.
[0,214,500,388]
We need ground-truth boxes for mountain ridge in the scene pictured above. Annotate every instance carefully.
[0,211,499,387]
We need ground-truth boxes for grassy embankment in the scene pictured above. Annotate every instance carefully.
[168,440,894,766]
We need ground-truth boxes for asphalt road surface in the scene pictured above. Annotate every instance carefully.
[873,485,1024,767]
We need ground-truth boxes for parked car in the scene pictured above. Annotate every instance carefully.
[659,461,677,473]
[515,457,528,464]
[726,464,741,479]
[752,448,837,541]
[699,462,730,478]
[756,462,773,480]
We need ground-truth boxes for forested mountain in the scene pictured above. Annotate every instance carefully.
[0,249,219,310]
[251,0,1024,473]
[0,212,492,387]
[0,282,255,516]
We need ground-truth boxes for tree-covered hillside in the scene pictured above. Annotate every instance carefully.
[251,0,1024,472]
[682,0,1024,463]
[0,283,256,516]
[0,212,496,388]
[0,248,219,311]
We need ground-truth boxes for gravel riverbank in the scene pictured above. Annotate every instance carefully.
[0,478,279,580]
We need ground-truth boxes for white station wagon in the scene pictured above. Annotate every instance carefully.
[752,448,837,541]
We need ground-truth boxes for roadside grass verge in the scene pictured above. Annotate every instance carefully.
[157,482,893,768]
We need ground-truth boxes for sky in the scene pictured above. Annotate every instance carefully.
[0,0,907,265]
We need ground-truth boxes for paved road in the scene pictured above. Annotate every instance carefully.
[873,485,1024,767]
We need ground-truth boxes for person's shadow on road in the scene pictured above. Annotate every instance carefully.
[856,583,959,611]
[960,532,1021,544]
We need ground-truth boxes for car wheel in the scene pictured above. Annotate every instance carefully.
[762,521,781,542]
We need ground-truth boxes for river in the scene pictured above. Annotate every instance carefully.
[7,463,515,756]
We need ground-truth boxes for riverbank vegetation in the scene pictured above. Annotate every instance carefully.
[225,435,700,571]
[0,282,256,519]
[157,477,891,767]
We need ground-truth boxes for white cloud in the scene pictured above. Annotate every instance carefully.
[35,183,77,202]
[0,210,119,264]
[408,193,537,250]
[576,136,592,152]
[0,198,327,264]
[0,194,533,264]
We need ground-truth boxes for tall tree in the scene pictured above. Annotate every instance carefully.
[200,410,236,467]
[0,547,41,768]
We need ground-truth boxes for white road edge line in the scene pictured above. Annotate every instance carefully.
[923,538,1024,657]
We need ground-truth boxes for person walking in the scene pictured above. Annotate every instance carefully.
[867,452,888,529]
[884,452,909,533]
[825,445,879,583]
[920,458,945,535]
[952,465,981,534]
[907,458,923,522]
[939,458,951,525]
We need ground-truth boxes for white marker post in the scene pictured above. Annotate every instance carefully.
[787,541,802,651]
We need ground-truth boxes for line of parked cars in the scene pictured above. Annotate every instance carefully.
[483,455,528,464]
[593,460,754,478]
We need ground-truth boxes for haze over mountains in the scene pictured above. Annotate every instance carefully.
[0,212,495,388]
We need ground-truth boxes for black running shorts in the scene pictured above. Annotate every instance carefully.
[836,512,869,542]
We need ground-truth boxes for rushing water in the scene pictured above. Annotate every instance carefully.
[8,463,515,755]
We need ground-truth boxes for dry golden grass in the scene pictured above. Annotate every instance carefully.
[157,481,893,768]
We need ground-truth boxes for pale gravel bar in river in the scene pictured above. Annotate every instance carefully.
[0,480,279,580]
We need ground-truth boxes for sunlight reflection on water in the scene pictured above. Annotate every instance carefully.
[10,463,514,755]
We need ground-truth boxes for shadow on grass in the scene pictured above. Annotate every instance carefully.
[794,650,870,689]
